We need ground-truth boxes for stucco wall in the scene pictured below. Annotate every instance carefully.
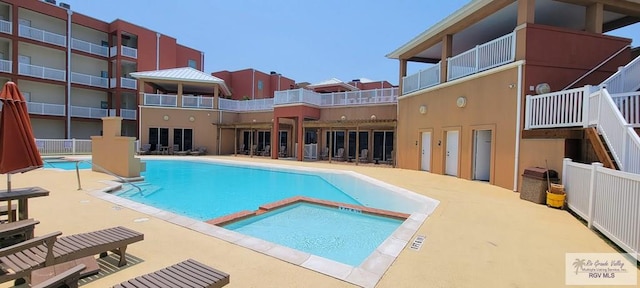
[139,107,218,154]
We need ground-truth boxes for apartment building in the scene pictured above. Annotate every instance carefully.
[387,0,640,191]
[212,69,295,100]
[0,0,203,139]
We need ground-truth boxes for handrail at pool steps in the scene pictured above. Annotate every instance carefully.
[72,159,144,195]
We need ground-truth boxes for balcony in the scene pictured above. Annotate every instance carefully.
[70,105,108,119]
[0,19,11,34]
[143,93,177,107]
[109,46,138,59]
[402,64,440,94]
[71,38,109,57]
[0,59,11,73]
[182,95,214,109]
[70,72,109,88]
[274,88,399,107]
[18,24,66,47]
[120,108,137,120]
[109,77,138,90]
[27,101,65,116]
[19,63,66,81]
[218,98,274,111]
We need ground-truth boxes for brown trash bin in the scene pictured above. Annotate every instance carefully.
[520,167,559,204]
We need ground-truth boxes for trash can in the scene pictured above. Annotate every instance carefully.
[520,167,559,204]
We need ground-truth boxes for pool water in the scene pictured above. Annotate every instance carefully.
[224,203,403,266]
[117,160,361,220]
[42,160,92,170]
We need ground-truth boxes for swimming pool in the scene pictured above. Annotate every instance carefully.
[42,159,92,170]
[224,202,403,266]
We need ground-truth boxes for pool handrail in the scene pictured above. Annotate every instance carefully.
[73,160,144,195]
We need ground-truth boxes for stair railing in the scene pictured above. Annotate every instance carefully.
[74,159,144,195]
[563,45,630,91]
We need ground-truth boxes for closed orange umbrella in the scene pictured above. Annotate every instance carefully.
[0,81,43,191]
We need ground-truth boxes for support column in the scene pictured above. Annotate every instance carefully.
[585,2,603,34]
[398,59,407,93]
[234,127,237,156]
[441,34,453,83]
[272,118,279,159]
[213,85,219,109]
[177,83,183,108]
[297,117,304,161]
[517,0,536,25]
[355,125,360,165]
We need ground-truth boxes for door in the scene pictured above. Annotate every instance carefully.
[473,130,492,181]
[421,132,431,171]
[445,130,459,176]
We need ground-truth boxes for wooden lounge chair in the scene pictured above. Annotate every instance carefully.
[31,264,85,288]
[113,259,230,288]
[0,218,39,248]
[0,226,144,285]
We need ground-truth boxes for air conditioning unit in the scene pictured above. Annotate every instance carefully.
[59,2,71,9]
[44,0,56,4]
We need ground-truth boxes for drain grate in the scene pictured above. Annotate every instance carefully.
[409,235,426,251]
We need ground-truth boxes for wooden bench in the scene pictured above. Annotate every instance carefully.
[113,259,230,288]
[0,218,38,248]
[0,204,17,222]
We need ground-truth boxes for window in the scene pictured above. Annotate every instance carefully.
[348,131,368,158]
[148,127,169,151]
[326,131,345,157]
[373,131,394,161]
[187,59,197,69]
[257,80,263,90]
[173,128,193,151]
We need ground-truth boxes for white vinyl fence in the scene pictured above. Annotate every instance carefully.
[563,158,640,261]
[35,139,92,155]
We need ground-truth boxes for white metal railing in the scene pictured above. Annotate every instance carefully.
[402,63,440,94]
[0,59,11,73]
[588,88,640,174]
[610,92,640,127]
[274,88,399,107]
[27,102,65,116]
[121,46,138,59]
[448,32,515,81]
[120,108,137,120]
[70,72,109,88]
[18,24,66,47]
[182,95,214,109]
[524,85,593,129]
[70,106,108,119]
[563,159,640,261]
[19,63,66,81]
[304,143,318,160]
[143,93,177,107]
[36,138,92,155]
[109,46,117,57]
[120,77,137,90]
[71,38,109,57]
[0,19,11,34]
[600,54,640,94]
[218,98,274,111]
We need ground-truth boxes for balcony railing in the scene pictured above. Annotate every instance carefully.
[19,63,66,81]
[110,46,138,59]
[402,64,441,94]
[447,32,516,81]
[219,98,274,111]
[18,24,66,47]
[274,88,399,107]
[70,72,109,88]
[0,19,11,34]
[182,95,214,109]
[70,106,108,119]
[27,101,65,116]
[0,59,11,73]
[143,93,177,107]
[120,77,137,90]
[108,109,136,120]
[71,38,109,57]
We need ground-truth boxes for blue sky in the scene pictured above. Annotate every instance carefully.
[64,0,638,85]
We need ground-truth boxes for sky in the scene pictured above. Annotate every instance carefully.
[63,0,639,86]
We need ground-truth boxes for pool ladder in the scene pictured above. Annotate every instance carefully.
[72,160,144,196]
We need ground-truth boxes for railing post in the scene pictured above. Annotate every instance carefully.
[562,158,570,188]
[621,128,628,171]
[587,162,603,229]
[474,45,480,72]
[417,70,421,90]
[72,138,76,155]
[582,85,591,127]
[524,95,532,130]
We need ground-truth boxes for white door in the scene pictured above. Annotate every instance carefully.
[473,130,492,181]
[421,132,431,171]
[445,130,459,176]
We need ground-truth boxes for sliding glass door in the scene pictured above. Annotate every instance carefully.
[373,131,394,161]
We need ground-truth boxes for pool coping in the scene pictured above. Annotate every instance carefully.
[84,156,438,288]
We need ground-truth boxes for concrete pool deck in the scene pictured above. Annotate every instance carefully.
[1,155,638,287]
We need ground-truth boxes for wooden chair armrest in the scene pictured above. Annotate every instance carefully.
[31,264,86,288]
[0,231,61,257]
[0,218,39,235]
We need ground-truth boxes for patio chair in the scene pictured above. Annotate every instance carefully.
[137,144,151,155]
[335,148,345,161]
[237,144,246,155]
[261,145,271,156]
[250,145,258,156]
[0,226,144,285]
[190,146,207,156]
[278,145,287,158]
[112,259,230,288]
[319,147,328,160]
[359,149,369,163]
[170,144,180,155]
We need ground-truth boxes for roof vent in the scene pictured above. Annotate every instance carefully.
[270,71,277,75]
[59,2,70,9]
[351,79,360,82]
[44,0,56,4]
